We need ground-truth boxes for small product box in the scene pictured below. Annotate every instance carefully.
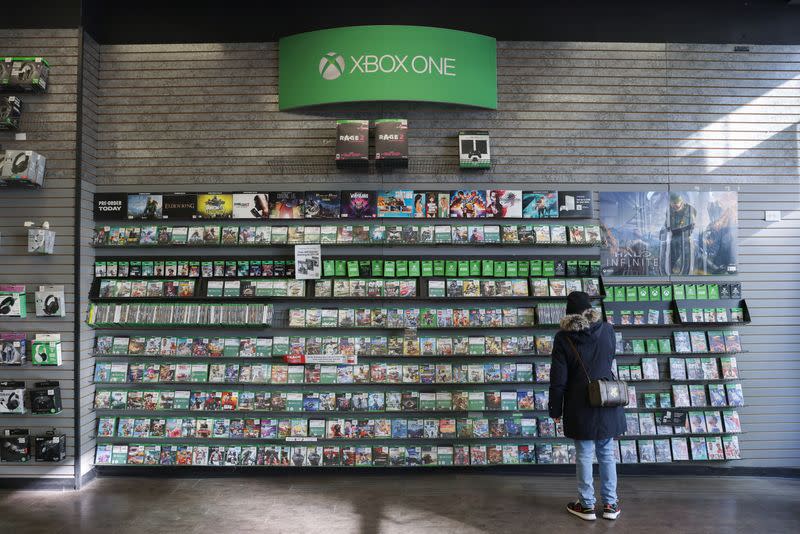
[375,119,408,167]
[0,429,31,462]
[0,284,26,317]
[0,332,26,365]
[458,130,491,169]
[29,381,62,414]
[1,150,47,187]
[31,334,62,366]
[0,381,26,414]
[34,431,67,462]
[35,285,65,317]
[27,226,55,253]
[335,120,369,167]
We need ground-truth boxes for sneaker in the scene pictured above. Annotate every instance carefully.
[566,501,596,521]
[602,503,621,520]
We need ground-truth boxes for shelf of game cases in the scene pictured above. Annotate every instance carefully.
[91,430,743,466]
[598,277,750,464]
[91,222,601,248]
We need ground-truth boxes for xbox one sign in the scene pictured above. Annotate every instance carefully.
[280,26,496,110]
[320,52,456,79]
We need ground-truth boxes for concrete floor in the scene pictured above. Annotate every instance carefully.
[1,474,799,534]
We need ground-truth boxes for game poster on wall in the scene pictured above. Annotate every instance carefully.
[449,190,488,218]
[232,193,269,219]
[487,190,523,218]
[600,191,738,276]
[127,194,163,220]
[377,190,414,218]
[196,194,233,219]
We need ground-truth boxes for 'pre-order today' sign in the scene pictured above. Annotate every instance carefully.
[279,25,497,110]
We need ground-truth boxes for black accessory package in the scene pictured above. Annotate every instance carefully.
[29,381,62,414]
[565,337,629,408]
[0,381,25,413]
[0,429,31,462]
[34,431,67,462]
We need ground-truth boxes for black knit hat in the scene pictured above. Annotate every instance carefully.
[566,291,592,315]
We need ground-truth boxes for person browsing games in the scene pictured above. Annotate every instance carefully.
[549,291,626,521]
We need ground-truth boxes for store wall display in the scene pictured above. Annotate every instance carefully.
[93,190,595,221]
[72,34,796,474]
[0,95,23,129]
[600,191,738,277]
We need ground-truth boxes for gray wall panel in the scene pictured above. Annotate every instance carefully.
[86,40,800,469]
[0,29,80,481]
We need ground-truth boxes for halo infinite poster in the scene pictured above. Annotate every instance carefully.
[600,191,737,276]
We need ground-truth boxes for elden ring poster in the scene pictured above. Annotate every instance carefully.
[600,191,738,276]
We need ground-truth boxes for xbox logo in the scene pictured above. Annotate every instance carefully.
[319,52,345,80]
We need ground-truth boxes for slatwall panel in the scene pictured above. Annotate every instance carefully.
[0,28,80,480]
[92,41,800,468]
[78,32,99,480]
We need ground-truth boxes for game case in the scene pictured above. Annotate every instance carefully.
[449,190,487,218]
[340,191,376,218]
[486,190,523,218]
[673,332,691,353]
[522,192,558,219]
[722,435,740,459]
[723,331,741,353]
[689,332,708,353]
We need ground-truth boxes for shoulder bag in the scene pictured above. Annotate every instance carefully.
[565,337,629,408]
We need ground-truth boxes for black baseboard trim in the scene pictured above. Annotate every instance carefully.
[0,477,76,490]
[80,468,97,487]
[93,465,800,479]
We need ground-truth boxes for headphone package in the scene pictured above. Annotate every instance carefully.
[29,381,62,415]
[34,431,66,462]
[0,332,26,365]
[0,95,22,130]
[1,57,50,92]
[0,429,31,463]
[0,284,27,318]
[31,334,62,366]
[35,285,65,317]
[28,226,56,254]
[458,130,491,169]
[0,381,26,414]
[375,119,409,168]
[0,150,47,187]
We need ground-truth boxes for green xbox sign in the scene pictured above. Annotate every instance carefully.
[279,26,497,110]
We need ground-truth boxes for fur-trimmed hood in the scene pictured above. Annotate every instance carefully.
[559,308,602,331]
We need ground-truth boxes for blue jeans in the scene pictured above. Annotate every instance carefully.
[574,438,618,508]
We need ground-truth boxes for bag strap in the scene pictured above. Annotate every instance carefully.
[565,336,593,384]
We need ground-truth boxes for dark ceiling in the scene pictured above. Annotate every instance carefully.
[6,0,800,44]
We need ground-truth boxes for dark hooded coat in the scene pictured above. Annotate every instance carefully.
[548,309,626,441]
